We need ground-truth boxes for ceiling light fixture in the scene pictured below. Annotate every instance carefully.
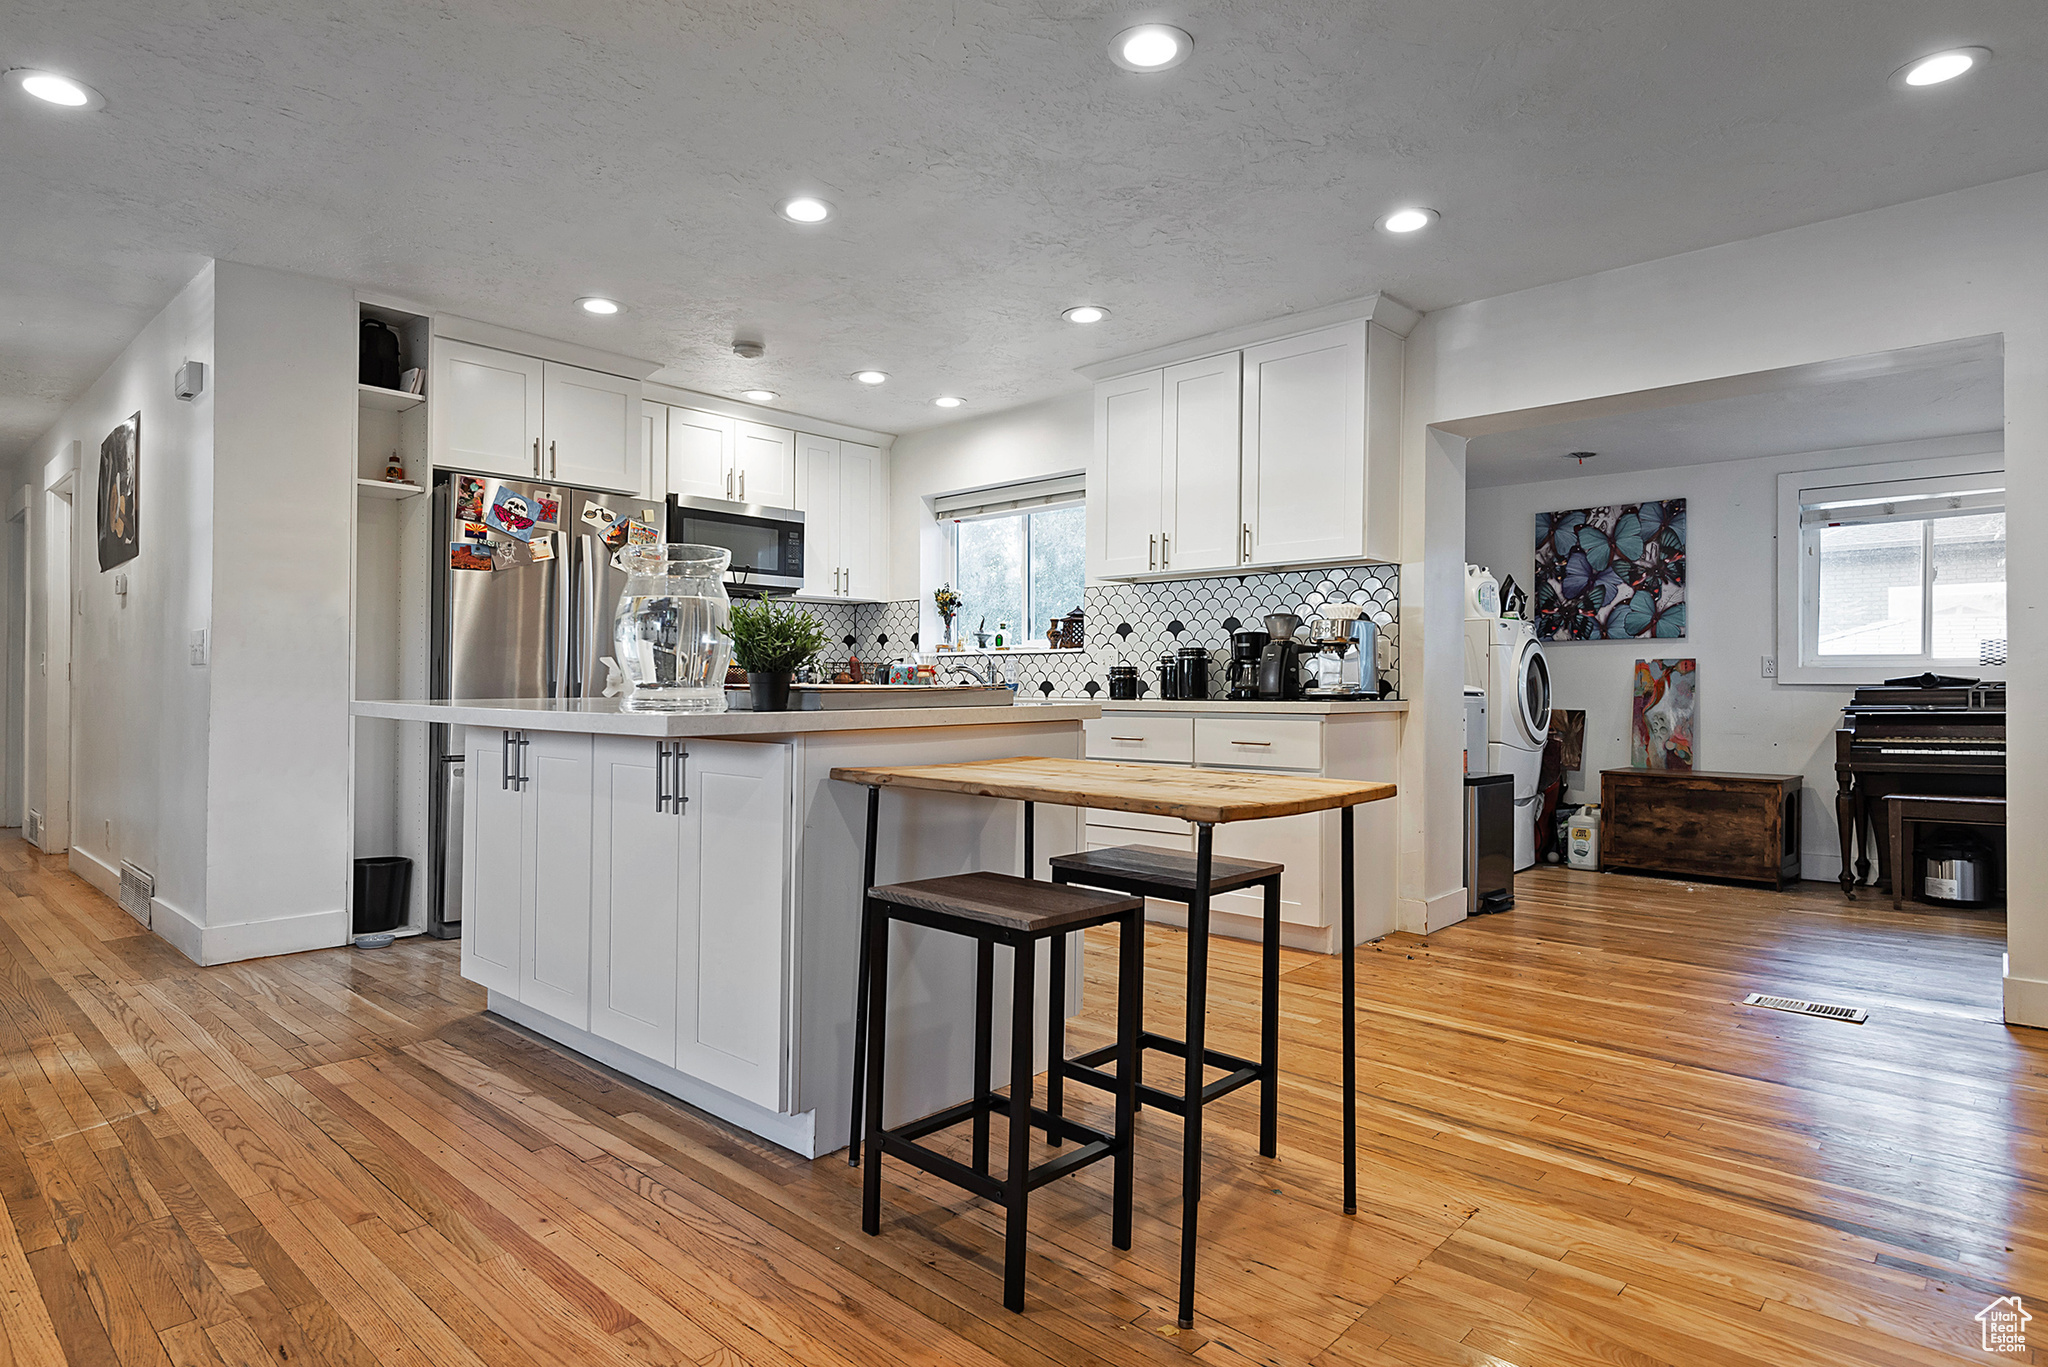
[1893,46,1990,88]
[5,68,105,110]
[741,389,779,403]
[576,296,621,315]
[1377,207,1439,234]
[1061,305,1110,324]
[777,196,834,224]
[852,370,888,385]
[1565,451,1597,465]
[1110,24,1192,72]
[933,396,966,409]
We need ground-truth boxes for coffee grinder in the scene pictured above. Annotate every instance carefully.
[1225,630,1268,700]
[1255,613,1309,700]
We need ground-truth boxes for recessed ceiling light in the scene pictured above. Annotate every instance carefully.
[5,68,105,110]
[740,389,779,403]
[933,396,966,409]
[1110,24,1192,73]
[1377,207,1439,234]
[1062,305,1110,324]
[1893,46,1990,88]
[777,196,833,224]
[576,296,621,315]
[852,370,888,385]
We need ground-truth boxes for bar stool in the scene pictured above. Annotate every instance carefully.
[1045,845,1284,1156]
[858,871,1143,1312]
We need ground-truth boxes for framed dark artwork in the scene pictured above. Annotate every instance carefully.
[1534,498,1686,641]
[98,412,140,572]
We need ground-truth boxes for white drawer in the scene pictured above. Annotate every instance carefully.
[1194,715,1323,771]
[1084,715,1195,764]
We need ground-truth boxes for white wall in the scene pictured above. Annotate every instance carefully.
[1405,168,2048,1025]
[25,265,215,925]
[1465,433,2001,883]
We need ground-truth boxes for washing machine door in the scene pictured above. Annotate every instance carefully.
[1515,637,1552,746]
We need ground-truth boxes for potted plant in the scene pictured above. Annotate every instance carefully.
[724,600,828,711]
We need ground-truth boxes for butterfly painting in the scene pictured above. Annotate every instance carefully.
[1534,499,1686,641]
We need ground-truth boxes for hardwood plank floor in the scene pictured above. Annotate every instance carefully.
[0,833,2039,1366]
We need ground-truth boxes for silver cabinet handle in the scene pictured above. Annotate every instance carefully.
[516,732,530,788]
[673,744,688,815]
[533,438,542,476]
[549,440,557,479]
[1161,532,1170,568]
[738,469,746,500]
[502,730,515,789]
[1149,534,1157,571]
[726,467,734,498]
[1241,524,1252,562]
[655,741,672,813]
[1108,735,1145,742]
[1228,739,1272,747]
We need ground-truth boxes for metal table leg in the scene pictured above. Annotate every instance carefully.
[1176,823,1215,1330]
[1023,800,1035,879]
[1341,804,1356,1215]
[849,785,881,1166]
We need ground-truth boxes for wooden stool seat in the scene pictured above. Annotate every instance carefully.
[868,871,1142,932]
[1884,794,2005,909]
[1046,844,1283,896]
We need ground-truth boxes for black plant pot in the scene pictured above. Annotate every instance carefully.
[748,671,795,712]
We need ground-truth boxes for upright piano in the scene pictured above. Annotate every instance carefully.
[1835,678,2004,896]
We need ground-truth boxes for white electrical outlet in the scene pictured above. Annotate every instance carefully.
[1760,655,1777,679]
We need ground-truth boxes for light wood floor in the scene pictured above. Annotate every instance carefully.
[0,834,2039,1367]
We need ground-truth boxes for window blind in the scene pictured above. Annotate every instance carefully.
[1797,471,2003,528]
[932,471,1086,520]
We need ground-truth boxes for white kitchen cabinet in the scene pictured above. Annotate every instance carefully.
[1091,370,1164,578]
[434,340,642,494]
[733,421,797,509]
[667,407,735,501]
[437,340,545,482]
[459,727,594,1023]
[1162,353,1242,573]
[589,736,685,1064]
[639,401,668,504]
[795,434,888,601]
[1240,322,1367,567]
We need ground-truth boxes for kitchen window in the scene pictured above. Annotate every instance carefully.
[932,473,1086,648]
[1775,453,2005,684]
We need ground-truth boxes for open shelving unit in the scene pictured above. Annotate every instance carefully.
[358,382,426,413]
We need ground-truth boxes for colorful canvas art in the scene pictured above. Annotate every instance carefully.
[483,485,539,541]
[1535,499,1686,641]
[1632,658,1696,770]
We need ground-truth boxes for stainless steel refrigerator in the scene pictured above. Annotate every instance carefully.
[427,473,662,937]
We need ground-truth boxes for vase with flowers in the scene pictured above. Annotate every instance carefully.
[933,584,963,651]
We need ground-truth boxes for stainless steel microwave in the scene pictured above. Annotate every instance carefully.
[665,495,805,596]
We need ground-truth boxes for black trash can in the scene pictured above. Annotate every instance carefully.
[353,856,413,935]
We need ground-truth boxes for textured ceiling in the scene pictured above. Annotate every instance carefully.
[1464,340,2005,488]
[1,1,2045,460]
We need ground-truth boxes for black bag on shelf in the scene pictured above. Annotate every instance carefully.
[359,318,403,389]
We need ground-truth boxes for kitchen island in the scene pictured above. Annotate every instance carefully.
[352,696,1099,1157]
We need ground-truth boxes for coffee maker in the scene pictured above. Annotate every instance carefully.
[1226,630,1268,700]
[1255,614,1309,700]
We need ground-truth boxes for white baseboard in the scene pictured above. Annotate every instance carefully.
[151,896,206,963]
[2002,956,2048,1030]
[70,845,119,899]
[488,992,821,1158]
[1400,888,1467,934]
[138,897,348,967]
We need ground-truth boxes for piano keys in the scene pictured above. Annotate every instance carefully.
[1835,680,2004,896]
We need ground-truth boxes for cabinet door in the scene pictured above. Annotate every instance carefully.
[437,341,544,481]
[1241,322,1366,567]
[733,422,797,509]
[667,408,734,501]
[639,401,667,504]
[838,441,886,601]
[793,433,840,597]
[460,728,526,997]
[518,731,595,1026]
[676,740,792,1110]
[1214,809,1325,927]
[1092,371,1165,578]
[544,362,641,494]
[589,736,683,1064]
[1163,354,1243,572]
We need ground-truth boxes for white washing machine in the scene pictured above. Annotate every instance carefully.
[1464,617,1551,869]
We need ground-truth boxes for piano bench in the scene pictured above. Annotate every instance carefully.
[1884,795,2005,910]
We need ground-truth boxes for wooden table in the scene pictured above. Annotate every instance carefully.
[829,756,1396,1329]
[1886,794,2005,908]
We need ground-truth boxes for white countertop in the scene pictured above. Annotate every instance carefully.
[351,696,1100,737]
[1095,698,1407,714]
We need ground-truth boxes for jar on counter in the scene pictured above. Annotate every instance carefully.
[1107,664,1139,700]
[613,543,731,712]
[1158,653,1181,700]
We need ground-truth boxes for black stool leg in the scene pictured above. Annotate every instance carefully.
[972,939,994,1174]
[1111,909,1140,1251]
[1176,824,1215,1330]
[849,786,881,1167]
[1003,932,1036,1313]
[861,908,891,1236]
[1045,931,1066,1146]
[1260,875,1280,1159]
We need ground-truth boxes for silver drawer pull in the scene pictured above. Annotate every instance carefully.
[1109,735,1146,742]
[1229,739,1272,746]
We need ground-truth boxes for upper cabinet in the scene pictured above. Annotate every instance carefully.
[733,421,797,509]
[1087,317,1403,579]
[434,339,644,494]
[794,434,888,601]
[660,408,795,508]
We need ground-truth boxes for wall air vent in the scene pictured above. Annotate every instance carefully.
[1743,992,1868,1024]
[118,862,156,927]
[24,810,40,847]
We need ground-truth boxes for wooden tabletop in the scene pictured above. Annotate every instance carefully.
[828,756,1396,824]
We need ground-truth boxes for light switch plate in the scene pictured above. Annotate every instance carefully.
[190,628,209,666]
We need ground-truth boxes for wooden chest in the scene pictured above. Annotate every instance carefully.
[1599,769,1803,889]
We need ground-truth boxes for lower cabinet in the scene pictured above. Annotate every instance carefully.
[462,730,794,1113]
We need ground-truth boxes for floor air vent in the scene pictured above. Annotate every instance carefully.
[1744,992,1867,1024]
